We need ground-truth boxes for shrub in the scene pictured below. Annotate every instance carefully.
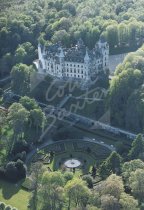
[5,162,18,181]
[5,205,12,210]
[15,159,27,179]
[0,202,6,210]
[5,160,27,182]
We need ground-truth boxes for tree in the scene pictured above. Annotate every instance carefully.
[106,24,118,48]
[129,134,144,160]
[129,169,144,202]
[14,42,35,65]
[0,53,13,76]
[14,47,27,64]
[52,30,70,46]
[39,171,65,209]
[122,159,144,184]
[30,108,46,132]
[5,159,26,182]
[63,172,73,183]
[109,46,144,131]
[20,96,38,111]
[29,162,45,210]
[8,103,29,142]
[63,3,76,16]
[118,23,129,46]
[11,63,34,95]
[102,174,124,200]
[101,195,120,210]
[99,152,122,178]
[91,166,97,178]
[119,193,139,210]
[82,175,93,188]
[65,178,91,209]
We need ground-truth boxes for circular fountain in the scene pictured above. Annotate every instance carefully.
[64,159,81,168]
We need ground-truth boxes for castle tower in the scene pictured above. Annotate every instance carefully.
[97,37,109,70]
[84,48,90,80]
[59,47,65,62]
[58,46,65,77]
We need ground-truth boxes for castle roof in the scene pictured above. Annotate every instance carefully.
[41,39,104,62]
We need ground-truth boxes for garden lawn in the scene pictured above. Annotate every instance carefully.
[0,180,30,210]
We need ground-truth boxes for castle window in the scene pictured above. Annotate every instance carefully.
[78,65,79,67]
[78,75,79,77]
[82,70,83,74]
[74,69,76,73]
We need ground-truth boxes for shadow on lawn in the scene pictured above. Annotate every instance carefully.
[0,179,24,199]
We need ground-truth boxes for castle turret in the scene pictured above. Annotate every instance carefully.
[38,43,46,72]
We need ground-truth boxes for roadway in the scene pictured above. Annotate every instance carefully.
[3,91,137,140]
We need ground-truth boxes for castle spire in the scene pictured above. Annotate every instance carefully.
[84,48,90,62]
[59,46,65,58]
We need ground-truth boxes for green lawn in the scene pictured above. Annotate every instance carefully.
[0,180,30,210]
[53,151,96,174]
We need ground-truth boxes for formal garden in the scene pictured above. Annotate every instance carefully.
[28,140,111,176]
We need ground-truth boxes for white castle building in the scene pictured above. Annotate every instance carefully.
[37,38,109,82]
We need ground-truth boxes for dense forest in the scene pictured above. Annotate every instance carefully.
[1,0,144,77]
[109,45,144,132]
[1,0,144,209]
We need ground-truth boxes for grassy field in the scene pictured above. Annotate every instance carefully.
[0,180,29,210]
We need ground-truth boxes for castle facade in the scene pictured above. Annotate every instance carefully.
[37,38,109,81]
